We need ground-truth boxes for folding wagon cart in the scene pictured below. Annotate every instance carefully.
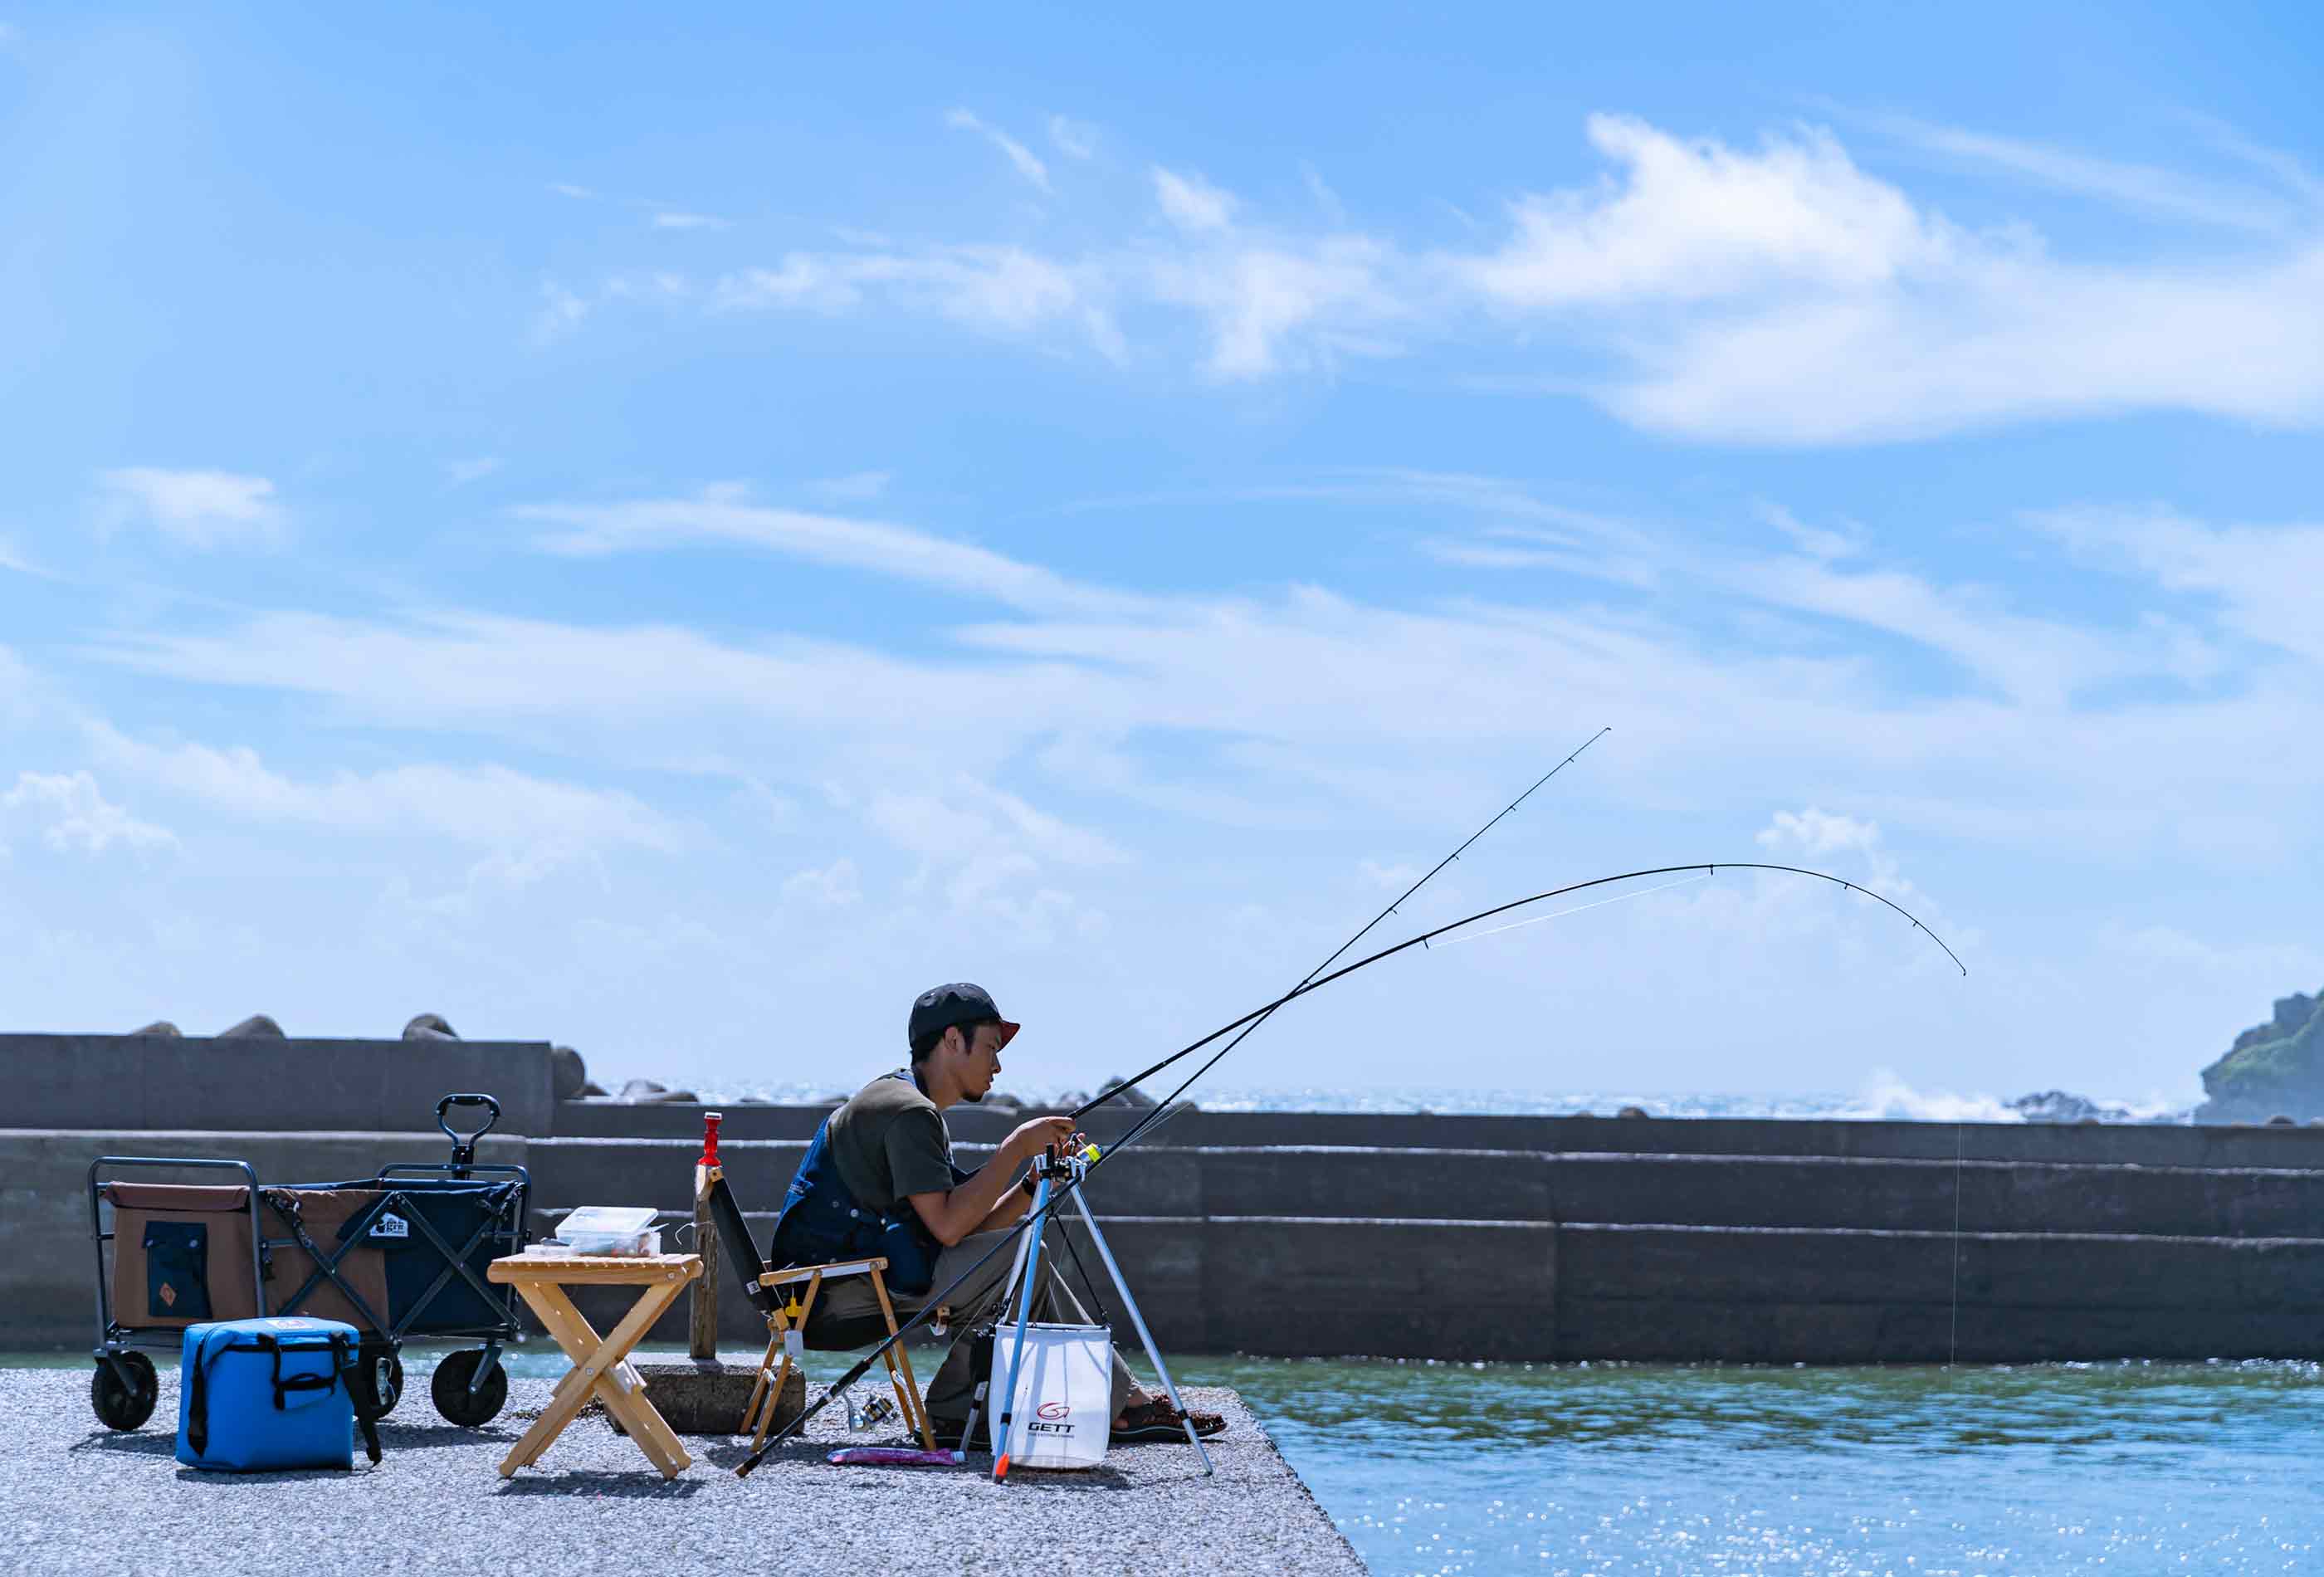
[87,1092,532,1432]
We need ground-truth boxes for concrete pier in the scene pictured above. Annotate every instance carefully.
[0,1369,1354,1577]
[12,1033,2324,1362]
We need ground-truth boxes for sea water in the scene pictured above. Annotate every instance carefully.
[1177,1355,2324,1575]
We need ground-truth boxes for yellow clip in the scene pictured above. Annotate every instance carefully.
[785,1297,803,1321]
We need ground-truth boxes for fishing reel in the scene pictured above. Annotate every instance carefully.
[1034,1135,1101,1183]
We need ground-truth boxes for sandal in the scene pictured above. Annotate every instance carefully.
[1110,1396,1226,1443]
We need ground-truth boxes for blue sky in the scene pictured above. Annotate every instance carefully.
[4,3,2321,1109]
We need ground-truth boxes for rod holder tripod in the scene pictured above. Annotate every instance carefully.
[981,1144,1213,1481]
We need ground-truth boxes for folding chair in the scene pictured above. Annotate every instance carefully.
[703,1168,936,1452]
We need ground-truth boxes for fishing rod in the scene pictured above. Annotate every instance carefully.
[735,858,1965,1476]
[740,736,1604,1477]
[1072,725,1611,1128]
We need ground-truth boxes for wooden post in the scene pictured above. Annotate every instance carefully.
[690,1111,722,1361]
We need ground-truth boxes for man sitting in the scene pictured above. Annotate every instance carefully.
[769,981,1222,1444]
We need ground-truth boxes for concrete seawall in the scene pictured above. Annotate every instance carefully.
[16,1109,2324,1361]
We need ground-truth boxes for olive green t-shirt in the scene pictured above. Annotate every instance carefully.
[828,1068,958,1215]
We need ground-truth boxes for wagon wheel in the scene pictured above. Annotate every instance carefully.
[350,1348,403,1421]
[90,1353,159,1431]
[430,1349,510,1427]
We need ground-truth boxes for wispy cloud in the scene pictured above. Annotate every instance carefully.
[638,114,2324,442]
[549,182,597,200]
[446,457,504,487]
[1047,115,1098,161]
[1152,166,1238,232]
[807,471,891,504]
[652,211,728,231]
[2,770,176,855]
[534,281,590,344]
[1857,109,2306,232]
[945,108,1052,193]
[90,725,682,852]
[514,489,1149,616]
[95,468,287,549]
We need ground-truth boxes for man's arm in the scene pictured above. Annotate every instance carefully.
[906,1116,1072,1247]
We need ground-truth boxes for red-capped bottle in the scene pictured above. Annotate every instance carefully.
[700,1110,722,1168]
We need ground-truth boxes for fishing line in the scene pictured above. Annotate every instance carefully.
[1424,871,1711,949]
[735,857,1965,1476]
[1091,726,1613,1152]
[1073,729,1608,1133]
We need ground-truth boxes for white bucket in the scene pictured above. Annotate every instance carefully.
[998,1321,1112,1471]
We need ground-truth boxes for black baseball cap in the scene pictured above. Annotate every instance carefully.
[908,982,1020,1051]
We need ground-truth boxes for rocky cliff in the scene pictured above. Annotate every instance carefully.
[2195,989,2324,1122]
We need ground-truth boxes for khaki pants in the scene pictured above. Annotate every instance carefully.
[819,1227,1140,1428]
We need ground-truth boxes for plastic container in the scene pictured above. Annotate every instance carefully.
[549,1206,662,1257]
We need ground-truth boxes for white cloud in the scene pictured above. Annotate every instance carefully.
[549,182,597,200]
[515,489,1147,615]
[1047,115,1098,161]
[1757,807,1882,857]
[945,108,1052,193]
[95,467,287,549]
[1301,162,1347,227]
[2031,505,2324,666]
[1457,115,1942,310]
[714,245,1101,348]
[664,114,2324,441]
[1152,166,1238,232]
[3,771,176,854]
[1147,237,1398,378]
[446,456,503,486]
[534,281,590,344]
[781,857,862,907]
[807,471,891,503]
[1861,110,2302,232]
[88,726,681,852]
[652,211,728,231]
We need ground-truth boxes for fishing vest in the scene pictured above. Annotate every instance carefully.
[768,1077,969,1296]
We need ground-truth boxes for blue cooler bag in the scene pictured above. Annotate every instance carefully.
[175,1317,383,1471]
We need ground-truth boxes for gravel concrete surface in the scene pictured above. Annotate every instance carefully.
[1,1367,1365,1576]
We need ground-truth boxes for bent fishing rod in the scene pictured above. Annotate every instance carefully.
[738,734,1604,1477]
[735,858,1965,1475]
[1074,725,1611,1129]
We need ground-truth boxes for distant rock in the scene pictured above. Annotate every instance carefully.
[219,1014,285,1038]
[550,1045,588,1101]
[1095,1077,1157,1110]
[130,1021,181,1037]
[578,1080,609,1097]
[2009,1090,2111,1124]
[1616,1105,1649,1119]
[403,1013,459,1041]
[982,1090,1023,1111]
[2197,988,2324,1123]
[2009,1090,2187,1125]
[617,1078,698,1104]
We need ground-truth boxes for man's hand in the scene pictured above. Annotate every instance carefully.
[1005,1115,1076,1164]
[911,1114,1078,1247]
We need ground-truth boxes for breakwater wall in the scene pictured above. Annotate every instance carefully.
[11,1035,2324,1360]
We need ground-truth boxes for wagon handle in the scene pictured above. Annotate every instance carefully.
[436,1092,500,1176]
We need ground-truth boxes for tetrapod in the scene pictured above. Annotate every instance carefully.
[965,1143,1215,1481]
